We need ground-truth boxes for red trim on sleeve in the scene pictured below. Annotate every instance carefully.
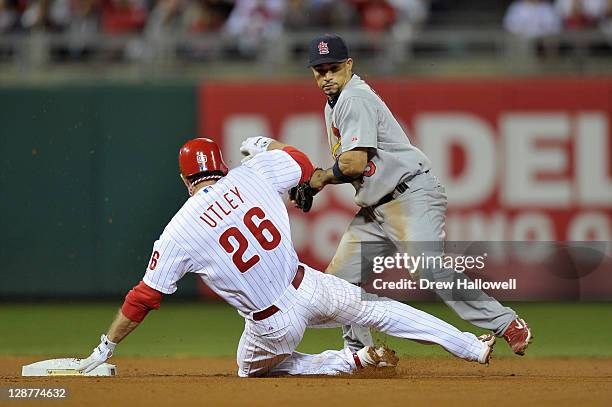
[282,146,314,183]
[121,280,163,323]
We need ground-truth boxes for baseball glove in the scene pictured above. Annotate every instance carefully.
[289,182,319,213]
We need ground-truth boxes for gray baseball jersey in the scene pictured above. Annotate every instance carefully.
[323,75,517,350]
[324,74,432,207]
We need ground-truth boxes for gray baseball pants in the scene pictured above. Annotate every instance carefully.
[326,172,517,351]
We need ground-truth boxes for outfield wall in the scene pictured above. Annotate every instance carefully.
[1,79,611,298]
[0,85,199,297]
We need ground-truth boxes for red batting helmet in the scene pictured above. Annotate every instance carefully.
[179,138,228,195]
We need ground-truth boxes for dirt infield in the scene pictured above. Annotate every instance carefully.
[2,356,611,407]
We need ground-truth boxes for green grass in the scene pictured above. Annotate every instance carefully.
[1,302,610,358]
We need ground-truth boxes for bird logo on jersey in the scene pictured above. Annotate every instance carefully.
[331,140,342,159]
[318,41,329,55]
[330,125,342,158]
[196,151,208,172]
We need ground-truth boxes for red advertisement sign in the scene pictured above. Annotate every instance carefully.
[197,78,612,299]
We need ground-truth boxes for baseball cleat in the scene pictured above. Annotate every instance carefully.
[502,317,533,356]
[369,346,399,368]
[477,334,496,365]
[355,346,399,368]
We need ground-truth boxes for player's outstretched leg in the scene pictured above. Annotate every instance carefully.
[379,175,532,354]
[309,267,495,364]
[356,296,495,364]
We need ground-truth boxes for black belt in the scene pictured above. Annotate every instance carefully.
[373,170,429,208]
[252,265,304,321]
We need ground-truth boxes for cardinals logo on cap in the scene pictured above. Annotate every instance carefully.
[196,151,208,171]
[318,41,329,55]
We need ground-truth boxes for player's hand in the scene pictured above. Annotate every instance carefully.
[76,334,117,374]
[308,168,327,190]
[288,181,319,213]
[239,136,274,160]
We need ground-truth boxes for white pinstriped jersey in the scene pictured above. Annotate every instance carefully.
[142,150,302,314]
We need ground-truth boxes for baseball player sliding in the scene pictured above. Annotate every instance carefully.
[289,33,532,356]
[78,137,495,377]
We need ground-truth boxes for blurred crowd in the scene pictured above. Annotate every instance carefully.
[2,0,610,37]
[504,0,612,38]
[2,0,611,37]
[1,0,610,63]
[0,0,429,35]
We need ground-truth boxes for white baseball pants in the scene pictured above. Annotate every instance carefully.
[236,264,487,377]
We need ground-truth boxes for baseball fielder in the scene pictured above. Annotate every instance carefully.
[300,34,532,356]
[77,137,495,377]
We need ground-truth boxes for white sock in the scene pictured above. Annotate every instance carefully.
[355,347,376,367]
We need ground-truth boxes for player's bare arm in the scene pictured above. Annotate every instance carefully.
[309,148,368,190]
[77,280,163,373]
[249,139,369,211]
[75,312,140,375]
[106,310,141,343]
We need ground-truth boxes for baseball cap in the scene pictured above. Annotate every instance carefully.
[308,34,350,67]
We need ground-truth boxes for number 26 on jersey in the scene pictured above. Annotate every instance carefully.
[218,207,282,273]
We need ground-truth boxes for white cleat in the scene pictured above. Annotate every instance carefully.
[477,334,496,365]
